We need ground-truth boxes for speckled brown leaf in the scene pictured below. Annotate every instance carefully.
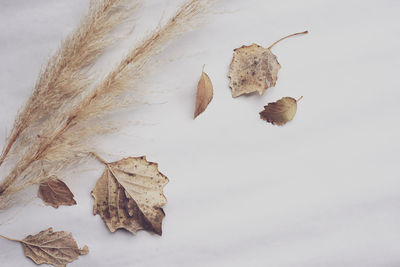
[38,176,76,208]
[91,155,169,235]
[228,44,281,97]
[228,31,308,98]
[259,96,302,126]
[12,228,88,267]
[194,66,213,119]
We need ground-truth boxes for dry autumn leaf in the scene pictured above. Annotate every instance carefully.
[38,176,76,208]
[259,96,302,126]
[228,44,280,97]
[0,228,88,267]
[194,65,213,119]
[91,153,169,235]
[228,31,308,98]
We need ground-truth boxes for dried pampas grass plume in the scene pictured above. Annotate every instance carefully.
[0,0,141,168]
[0,0,216,209]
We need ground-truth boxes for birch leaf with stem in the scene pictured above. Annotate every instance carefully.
[0,228,88,267]
[228,31,308,97]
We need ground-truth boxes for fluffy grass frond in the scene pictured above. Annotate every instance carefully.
[0,0,215,210]
[0,0,141,167]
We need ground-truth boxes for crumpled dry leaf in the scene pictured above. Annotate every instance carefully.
[91,154,169,235]
[228,31,308,98]
[228,44,281,97]
[194,65,213,119]
[259,96,302,126]
[38,176,76,208]
[0,228,88,267]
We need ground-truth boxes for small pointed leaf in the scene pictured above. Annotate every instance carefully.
[38,176,76,208]
[194,66,213,119]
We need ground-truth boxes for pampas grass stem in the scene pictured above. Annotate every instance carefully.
[0,0,215,209]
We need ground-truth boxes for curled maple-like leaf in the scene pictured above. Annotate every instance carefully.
[259,96,302,126]
[38,176,76,208]
[0,228,88,267]
[194,65,213,119]
[91,154,169,235]
[228,31,308,98]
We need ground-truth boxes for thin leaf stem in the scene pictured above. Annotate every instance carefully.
[297,96,303,102]
[268,30,308,50]
[0,234,20,243]
[0,130,20,167]
[90,152,108,165]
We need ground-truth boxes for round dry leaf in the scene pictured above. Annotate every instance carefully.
[227,31,308,98]
[259,97,301,126]
[228,44,281,98]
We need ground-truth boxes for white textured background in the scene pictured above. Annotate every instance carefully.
[1,0,400,266]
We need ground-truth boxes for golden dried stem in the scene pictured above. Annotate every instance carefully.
[90,152,109,165]
[0,132,19,166]
[268,30,308,50]
[0,234,20,243]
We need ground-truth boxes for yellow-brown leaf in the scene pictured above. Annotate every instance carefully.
[0,228,88,267]
[38,176,76,208]
[91,155,169,235]
[227,31,308,98]
[194,66,213,118]
[228,44,281,97]
[259,97,301,126]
